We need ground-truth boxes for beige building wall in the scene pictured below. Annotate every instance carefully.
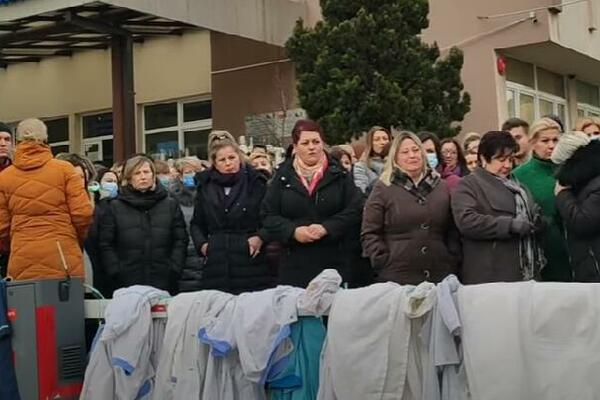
[0,30,211,151]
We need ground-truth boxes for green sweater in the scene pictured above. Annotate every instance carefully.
[513,156,572,281]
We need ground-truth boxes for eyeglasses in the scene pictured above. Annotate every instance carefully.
[442,150,458,156]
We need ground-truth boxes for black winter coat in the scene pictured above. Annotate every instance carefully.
[85,198,112,296]
[99,184,188,293]
[556,141,600,282]
[261,157,364,288]
[190,166,274,294]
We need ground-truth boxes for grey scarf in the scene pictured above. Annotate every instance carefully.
[500,177,546,280]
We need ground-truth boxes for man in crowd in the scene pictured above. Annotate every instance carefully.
[501,118,530,167]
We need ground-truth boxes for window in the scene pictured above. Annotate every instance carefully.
[44,117,69,154]
[505,58,568,126]
[576,80,600,118]
[82,112,114,165]
[143,99,212,159]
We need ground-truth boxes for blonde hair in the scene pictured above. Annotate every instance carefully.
[360,126,392,167]
[209,137,246,166]
[175,156,204,175]
[575,117,600,132]
[153,159,170,175]
[379,131,429,187]
[121,155,156,186]
[16,118,48,143]
[529,117,561,141]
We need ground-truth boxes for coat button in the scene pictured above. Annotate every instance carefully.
[420,246,428,255]
[424,270,431,280]
[420,223,429,230]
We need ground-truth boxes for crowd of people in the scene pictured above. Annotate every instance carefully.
[0,113,599,296]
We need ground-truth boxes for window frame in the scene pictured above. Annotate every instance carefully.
[505,61,569,128]
[142,97,212,157]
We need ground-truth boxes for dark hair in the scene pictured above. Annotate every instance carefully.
[542,114,564,132]
[94,168,118,202]
[291,119,325,144]
[501,117,529,133]
[440,137,469,176]
[330,146,352,161]
[0,122,12,136]
[55,153,96,188]
[478,131,519,163]
[418,131,443,168]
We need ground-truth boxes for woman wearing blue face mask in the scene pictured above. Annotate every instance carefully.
[418,131,462,192]
[85,168,120,296]
[170,157,208,293]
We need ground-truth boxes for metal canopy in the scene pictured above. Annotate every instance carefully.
[0,2,197,68]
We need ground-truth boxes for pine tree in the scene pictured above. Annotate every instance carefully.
[286,0,471,143]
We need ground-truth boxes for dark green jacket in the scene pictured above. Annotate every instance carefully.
[514,156,572,281]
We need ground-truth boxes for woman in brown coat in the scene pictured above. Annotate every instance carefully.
[361,131,459,285]
[0,119,94,280]
[451,131,545,284]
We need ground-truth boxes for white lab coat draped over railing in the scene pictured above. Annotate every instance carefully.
[81,272,600,400]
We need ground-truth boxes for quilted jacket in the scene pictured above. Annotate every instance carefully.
[0,141,93,280]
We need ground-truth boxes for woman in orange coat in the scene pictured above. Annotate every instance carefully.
[0,118,93,280]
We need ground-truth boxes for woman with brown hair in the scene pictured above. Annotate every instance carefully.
[99,155,188,293]
[362,131,459,284]
[575,117,600,138]
[262,119,364,287]
[353,126,392,194]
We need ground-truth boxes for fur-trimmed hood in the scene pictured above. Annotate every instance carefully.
[556,140,600,190]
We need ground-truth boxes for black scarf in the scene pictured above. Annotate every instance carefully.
[208,165,248,211]
[118,183,167,210]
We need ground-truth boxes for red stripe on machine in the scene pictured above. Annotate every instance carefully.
[36,306,58,400]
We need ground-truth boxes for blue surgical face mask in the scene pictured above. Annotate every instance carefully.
[426,153,439,170]
[101,181,118,198]
[182,173,196,188]
[158,176,171,188]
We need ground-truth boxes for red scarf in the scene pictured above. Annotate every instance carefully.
[293,155,328,196]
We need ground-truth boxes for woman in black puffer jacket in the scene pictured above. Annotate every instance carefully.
[190,135,274,294]
[554,133,600,282]
[99,155,188,294]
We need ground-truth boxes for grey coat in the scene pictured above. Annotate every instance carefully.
[451,167,538,284]
[353,158,384,194]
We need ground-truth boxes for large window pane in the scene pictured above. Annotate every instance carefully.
[50,144,69,156]
[146,131,179,158]
[83,113,113,138]
[46,118,69,143]
[507,90,516,118]
[539,99,554,118]
[537,68,564,97]
[144,103,177,130]
[576,80,600,107]
[184,129,211,159]
[183,101,212,122]
[519,93,535,123]
[506,58,535,88]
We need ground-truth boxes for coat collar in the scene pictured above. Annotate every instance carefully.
[276,155,346,194]
[471,167,515,214]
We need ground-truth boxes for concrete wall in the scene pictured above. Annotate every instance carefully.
[211,31,297,137]
[0,30,211,149]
